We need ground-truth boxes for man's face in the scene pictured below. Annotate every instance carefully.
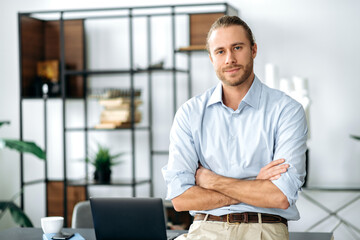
[208,25,257,87]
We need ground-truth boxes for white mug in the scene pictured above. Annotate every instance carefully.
[41,216,64,234]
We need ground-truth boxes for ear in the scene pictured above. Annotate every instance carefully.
[252,43,257,59]
[209,53,213,63]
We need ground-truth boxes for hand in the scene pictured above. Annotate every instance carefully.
[256,159,289,180]
[195,164,219,190]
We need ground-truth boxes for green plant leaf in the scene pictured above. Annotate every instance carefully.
[350,135,360,141]
[0,201,33,227]
[0,121,40,227]
[0,121,10,128]
[111,152,126,160]
[0,202,9,212]
[110,160,123,167]
[2,138,45,160]
[87,144,125,171]
[8,202,33,227]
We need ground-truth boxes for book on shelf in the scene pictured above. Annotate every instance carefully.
[100,110,142,123]
[94,122,133,129]
[101,108,140,117]
[94,123,118,129]
[96,95,143,129]
[89,88,142,99]
[99,98,142,109]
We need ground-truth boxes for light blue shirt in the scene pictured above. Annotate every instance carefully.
[162,76,308,220]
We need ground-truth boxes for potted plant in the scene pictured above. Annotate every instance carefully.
[0,121,45,227]
[87,144,124,184]
[350,135,360,141]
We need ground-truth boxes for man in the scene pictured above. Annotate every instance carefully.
[162,15,307,240]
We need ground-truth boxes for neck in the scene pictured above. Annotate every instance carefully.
[222,73,255,110]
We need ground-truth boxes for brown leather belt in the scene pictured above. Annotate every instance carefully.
[194,212,288,226]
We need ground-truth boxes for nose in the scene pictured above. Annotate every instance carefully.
[225,51,236,64]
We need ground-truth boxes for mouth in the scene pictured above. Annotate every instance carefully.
[224,67,241,74]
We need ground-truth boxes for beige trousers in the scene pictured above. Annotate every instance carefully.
[176,219,289,240]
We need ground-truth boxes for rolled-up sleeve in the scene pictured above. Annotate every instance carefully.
[162,105,199,200]
[272,101,308,206]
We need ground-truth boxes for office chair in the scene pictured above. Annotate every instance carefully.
[71,200,94,228]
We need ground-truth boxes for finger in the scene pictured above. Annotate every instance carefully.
[270,175,281,180]
[268,164,290,172]
[270,175,280,180]
[272,167,288,176]
[263,159,285,170]
[261,165,288,178]
[270,164,289,173]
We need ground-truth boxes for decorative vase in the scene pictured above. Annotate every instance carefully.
[94,169,111,184]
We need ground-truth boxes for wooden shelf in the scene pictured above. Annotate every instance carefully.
[64,68,189,75]
[20,16,84,98]
[68,178,151,186]
[47,181,86,227]
[65,126,150,131]
[177,45,207,52]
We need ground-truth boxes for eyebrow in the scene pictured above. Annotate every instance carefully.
[213,42,246,53]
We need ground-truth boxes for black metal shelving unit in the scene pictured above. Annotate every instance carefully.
[18,2,238,226]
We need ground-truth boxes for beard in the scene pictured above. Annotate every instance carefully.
[216,59,254,87]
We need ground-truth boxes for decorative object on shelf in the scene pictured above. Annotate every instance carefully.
[263,64,312,187]
[86,144,125,184]
[37,60,59,83]
[149,60,164,69]
[88,88,141,99]
[135,60,165,71]
[34,60,60,97]
[264,64,311,137]
[264,63,279,89]
[93,89,143,129]
[0,121,45,227]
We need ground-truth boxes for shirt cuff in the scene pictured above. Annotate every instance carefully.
[271,171,302,206]
[162,165,195,200]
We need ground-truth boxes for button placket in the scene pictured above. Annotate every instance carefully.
[229,112,239,167]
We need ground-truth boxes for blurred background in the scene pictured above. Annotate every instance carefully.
[1,0,360,239]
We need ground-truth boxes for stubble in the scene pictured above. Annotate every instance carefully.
[216,59,254,87]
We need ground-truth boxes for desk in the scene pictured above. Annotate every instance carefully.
[0,227,333,240]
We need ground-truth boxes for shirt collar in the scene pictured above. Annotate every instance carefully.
[242,75,262,109]
[207,82,223,107]
[206,75,262,109]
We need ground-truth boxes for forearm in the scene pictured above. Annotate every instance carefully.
[172,185,239,212]
[210,176,289,209]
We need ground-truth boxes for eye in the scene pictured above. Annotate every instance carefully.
[216,50,224,55]
[234,46,242,50]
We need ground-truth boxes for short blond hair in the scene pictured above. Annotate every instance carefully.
[206,15,256,52]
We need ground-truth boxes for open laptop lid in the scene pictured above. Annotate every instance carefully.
[90,197,168,240]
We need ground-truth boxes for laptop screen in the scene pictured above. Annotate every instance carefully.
[90,197,169,240]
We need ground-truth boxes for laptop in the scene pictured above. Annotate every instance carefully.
[90,197,182,240]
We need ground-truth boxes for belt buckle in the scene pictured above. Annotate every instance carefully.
[226,214,240,224]
[243,212,249,223]
[227,213,249,224]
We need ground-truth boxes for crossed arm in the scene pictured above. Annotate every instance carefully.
[172,159,290,212]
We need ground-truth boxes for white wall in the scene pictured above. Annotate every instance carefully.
[1,0,360,238]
